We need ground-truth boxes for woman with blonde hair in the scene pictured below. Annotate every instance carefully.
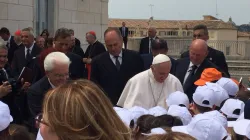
[37,79,131,140]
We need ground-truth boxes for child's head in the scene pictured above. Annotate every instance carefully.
[0,124,32,140]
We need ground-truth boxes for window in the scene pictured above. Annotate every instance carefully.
[183,31,187,36]
[167,31,178,36]
[159,31,166,36]
[187,31,193,36]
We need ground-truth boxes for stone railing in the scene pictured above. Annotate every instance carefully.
[127,38,250,60]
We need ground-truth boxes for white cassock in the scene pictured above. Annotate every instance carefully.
[117,69,183,109]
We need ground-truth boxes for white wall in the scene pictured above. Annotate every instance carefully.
[0,0,34,34]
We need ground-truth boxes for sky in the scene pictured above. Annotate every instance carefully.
[108,0,250,25]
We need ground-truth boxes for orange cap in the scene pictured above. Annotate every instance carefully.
[194,68,222,86]
[14,29,21,36]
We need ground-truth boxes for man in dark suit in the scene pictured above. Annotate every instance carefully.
[69,35,85,58]
[175,39,225,101]
[139,27,159,54]
[69,29,81,47]
[12,28,42,77]
[27,52,70,132]
[180,24,229,76]
[141,39,176,74]
[91,27,144,105]
[0,43,30,125]
[0,27,19,64]
[119,22,129,49]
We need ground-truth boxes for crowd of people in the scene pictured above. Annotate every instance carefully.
[0,22,250,140]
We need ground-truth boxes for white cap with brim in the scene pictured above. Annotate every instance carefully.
[167,105,192,125]
[148,106,167,116]
[172,114,228,140]
[205,82,229,107]
[142,127,167,136]
[193,85,216,108]
[233,119,250,139]
[166,91,189,108]
[152,54,170,65]
[203,110,228,129]
[217,77,239,96]
[220,99,245,119]
[128,106,149,114]
[0,101,13,132]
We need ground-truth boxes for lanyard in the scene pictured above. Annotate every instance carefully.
[148,78,165,106]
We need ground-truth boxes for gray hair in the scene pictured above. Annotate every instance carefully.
[0,40,8,51]
[54,28,71,40]
[44,52,71,72]
[22,28,34,37]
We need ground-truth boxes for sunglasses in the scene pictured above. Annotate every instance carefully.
[35,113,49,128]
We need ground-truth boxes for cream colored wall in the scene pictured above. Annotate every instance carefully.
[238,37,250,41]
[216,30,238,41]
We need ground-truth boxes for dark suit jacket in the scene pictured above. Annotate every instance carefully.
[91,49,144,104]
[119,27,129,38]
[75,38,81,47]
[11,44,42,77]
[66,52,85,79]
[174,58,222,101]
[27,76,51,131]
[140,54,176,74]
[84,41,106,58]
[180,46,229,77]
[71,45,85,58]
[139,37,159,54]
[8,36,19,64]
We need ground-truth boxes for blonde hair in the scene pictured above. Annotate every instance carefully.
[42,79,131,140]
[146,132,195,140]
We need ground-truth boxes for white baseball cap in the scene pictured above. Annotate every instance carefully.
[167,105,192,125]
[203,110,228,129]
[220,99,245,119]
[0,101,13,131]
[114,108,133,127]
[166,91,189,108]
[193,85,216,108]
[129,106,149,114]
[205,82,229,107]
[233,119,250,139]
[148,106,168,116]
[172,114,228,140]
[217,77,239,97]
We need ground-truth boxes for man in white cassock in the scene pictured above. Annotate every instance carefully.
[117,54,183,109]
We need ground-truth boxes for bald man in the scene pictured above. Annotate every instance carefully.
[117,54,183,109]
[139,27,159,54]
[174,39,224,101]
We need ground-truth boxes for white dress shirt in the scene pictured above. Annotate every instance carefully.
[109,51,122,65]
[24,43,34,58]
[149,36,156,52]
[48,78,56,89]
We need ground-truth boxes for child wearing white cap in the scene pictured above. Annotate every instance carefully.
[172,113,228,140]
[148,106,168,116]
[167,105,192,125]
[232,119,250,140]
[220,99,245,121]
[166,91,190,108]
[189,85,216,115]
[0,101,13,132]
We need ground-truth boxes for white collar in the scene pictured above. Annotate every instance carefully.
[7,36,11,43]
[25,43,34,51]
[109,50,123,58]
[48,78,56,89]
[189,62,200,68]
[149,36,156,40]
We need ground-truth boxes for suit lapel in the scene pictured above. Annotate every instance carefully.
[104,53,118,72]
[179,59,190,83]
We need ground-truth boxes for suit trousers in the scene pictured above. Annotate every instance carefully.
[123,37,128,49]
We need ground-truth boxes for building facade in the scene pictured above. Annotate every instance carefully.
[0,0,109,42]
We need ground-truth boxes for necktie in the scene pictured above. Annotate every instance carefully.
[114,56,121,70]
[149,38,153,53]
[183,65,198,91]
[26,48,31,60]
[0,69,7,81]
[123,27,125,37]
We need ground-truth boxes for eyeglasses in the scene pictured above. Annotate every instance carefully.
[35,113,49,128]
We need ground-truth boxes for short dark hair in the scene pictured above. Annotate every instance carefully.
[193,24,209,35]
[151,39,168,51]
[156,114,183,127]
[0,27,10,35]
[68,29,74,35]
[54,28,71,40]
[194,102,212,113]
[104,27,122,38]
